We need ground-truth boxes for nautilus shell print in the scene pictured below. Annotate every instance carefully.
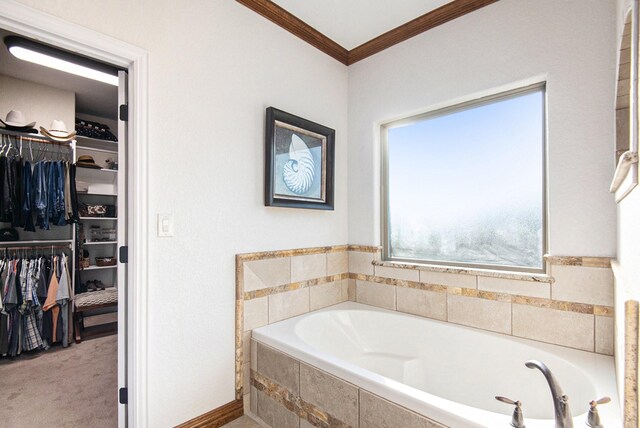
[283,134,315,194]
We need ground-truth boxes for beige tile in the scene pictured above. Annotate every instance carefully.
[551,265,614,306]
[359,390,444,428]
[347,279,356,301]
[310,280,348,310]
[256,389,299,428]
[478,276,550,299]
[243,362,250,393]
[420,271,476,289]
[596,315,614,355]
[269,288,310,323]
[327,251,348,276]
[356,280,395,310]
[244,297,268,331]
[512,304,594,351]
[250,386,257,414]
[242,330,251,364]
[291,253,326,283]
[349,251,375,275]
[243,393,250,416]
[251,339,257,371]
[300,420,314,428]
[300,363,358,426]
[447,294,511,334]
[374,265,419,281]
[244,257,291,292]
[397,287,446,321]
[225,414,261,428]
[257,342,300,394]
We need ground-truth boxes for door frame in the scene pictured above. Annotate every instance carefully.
[0,2,150,427]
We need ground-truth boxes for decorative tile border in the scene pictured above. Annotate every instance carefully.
[372,260,553,283]
[237,245,349,262]
[251,370,350,428]
[544,255,612,268]
[624,300,639,427]
[349,272,614,317]
[243,273,349,300]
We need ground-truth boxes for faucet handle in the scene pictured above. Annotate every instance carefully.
[495,396,526,428]
[586,396,611,428]
[591,396,611,406]
[495,396,519,405]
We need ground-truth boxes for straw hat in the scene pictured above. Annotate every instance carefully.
[0,110,36,129]
[76,155,102,169]
[40,120,77,142]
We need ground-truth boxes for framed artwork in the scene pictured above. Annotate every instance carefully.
[265,107,335,209]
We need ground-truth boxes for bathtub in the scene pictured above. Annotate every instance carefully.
[252,301,620,428]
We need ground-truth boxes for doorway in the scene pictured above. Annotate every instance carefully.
[0,3,148,427]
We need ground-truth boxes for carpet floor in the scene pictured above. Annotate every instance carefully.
[0,334,117,427]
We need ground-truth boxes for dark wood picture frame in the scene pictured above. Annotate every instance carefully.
[265,107,335,210]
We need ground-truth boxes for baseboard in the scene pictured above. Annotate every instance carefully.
[175,398,243,428]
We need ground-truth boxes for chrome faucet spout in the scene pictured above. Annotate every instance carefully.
[525,360,573,428]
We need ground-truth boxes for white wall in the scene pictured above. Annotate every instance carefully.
[347,0,618,257]
[0,74,75,131]
[11,1,348,426]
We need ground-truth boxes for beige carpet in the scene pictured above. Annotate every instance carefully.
[0,334,117,427]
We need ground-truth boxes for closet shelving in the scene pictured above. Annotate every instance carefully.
[75,130,119,288]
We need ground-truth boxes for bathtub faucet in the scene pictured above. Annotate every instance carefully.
[525,360,573,428]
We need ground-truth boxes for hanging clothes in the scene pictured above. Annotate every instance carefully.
[0,251,71,357]
[0,137,78,230]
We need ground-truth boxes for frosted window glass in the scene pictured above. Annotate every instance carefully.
[386,88,545,270]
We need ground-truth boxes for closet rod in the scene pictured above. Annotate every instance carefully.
[0,244,71,251]
[0,129,74,147]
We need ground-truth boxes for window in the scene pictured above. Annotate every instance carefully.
[382,84,546,272]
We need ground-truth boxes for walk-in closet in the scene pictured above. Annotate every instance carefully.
[0,28,125,427]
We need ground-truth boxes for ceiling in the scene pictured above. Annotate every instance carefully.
[271,0,451,50]
[0,29,118,120]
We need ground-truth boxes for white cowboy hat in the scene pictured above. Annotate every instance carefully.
[40,120,76,142]
[0,110,36,129]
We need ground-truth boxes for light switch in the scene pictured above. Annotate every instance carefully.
[157,214,173,237]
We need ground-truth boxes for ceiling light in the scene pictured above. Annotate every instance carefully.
[4,36,119,86]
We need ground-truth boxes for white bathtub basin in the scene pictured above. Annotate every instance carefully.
[252,301,620,427]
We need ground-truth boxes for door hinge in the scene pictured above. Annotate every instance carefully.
[119,104,129,121]
[119,246,128,263]
[119,387,128,404]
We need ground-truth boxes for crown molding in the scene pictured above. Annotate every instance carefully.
[348,0,499,65]
[236,0,349,65]
[236,0,499,66]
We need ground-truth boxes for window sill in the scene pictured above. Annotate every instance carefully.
[372,260,553,283]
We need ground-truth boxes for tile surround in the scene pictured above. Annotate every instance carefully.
[512,304,595,351]
[356,280,396,310]
[359,390,445,428]
[236,245,616,408]
[396,286,447,321]
[300,363,359,427]
[310,280,349,311]
[478,276,550,299]
[268,287,310,323]
[447,293,511,335]
[551,264,614,306]
[253,341,443,428]
[292,253,326,283]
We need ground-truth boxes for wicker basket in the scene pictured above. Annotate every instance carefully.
[95,257,117,266]
[80,258,90,269]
